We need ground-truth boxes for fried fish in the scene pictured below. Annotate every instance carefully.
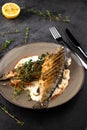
[33,47,65,108]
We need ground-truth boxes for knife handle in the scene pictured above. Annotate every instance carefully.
[65,28,87,60]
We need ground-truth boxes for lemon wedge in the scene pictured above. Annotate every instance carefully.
[2,3,21,19]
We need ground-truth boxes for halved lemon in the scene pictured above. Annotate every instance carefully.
[2,3,21,19]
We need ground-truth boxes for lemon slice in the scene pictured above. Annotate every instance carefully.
[2,3,21,19]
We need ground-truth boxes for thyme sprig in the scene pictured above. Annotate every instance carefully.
[0,39,15,52]
[1,29,20,37]
[27,8,70,23]
[0,103,24,126]
[24,27,30,44]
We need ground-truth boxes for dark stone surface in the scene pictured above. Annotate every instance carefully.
[0,0,87,130]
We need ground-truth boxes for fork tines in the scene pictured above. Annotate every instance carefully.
[49,26,61,40]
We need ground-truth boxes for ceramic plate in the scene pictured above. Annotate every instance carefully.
[0,42,85,109]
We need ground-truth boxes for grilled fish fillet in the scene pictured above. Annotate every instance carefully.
[39,47,65,106]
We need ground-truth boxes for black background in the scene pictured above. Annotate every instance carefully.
[0,0,87,130]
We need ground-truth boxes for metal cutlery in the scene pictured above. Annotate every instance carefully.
[66,28,87,60]
[49,26,76,49]
[49,26,87,69]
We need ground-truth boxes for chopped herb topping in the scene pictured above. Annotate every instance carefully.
[16,53,48,82]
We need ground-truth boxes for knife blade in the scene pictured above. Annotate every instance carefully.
[66,28,87,59]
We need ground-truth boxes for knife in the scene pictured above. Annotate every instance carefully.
[66,28,87,60]
[49,26,87,69]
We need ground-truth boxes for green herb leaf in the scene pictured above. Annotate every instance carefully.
[63,16,70,23]
[24,27,30,44]
[0,103,24,126]
[27,8,70,23]
[16,53,48,82]
[0,39,15,52]
[1,29,20,37]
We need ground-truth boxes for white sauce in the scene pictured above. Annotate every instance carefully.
[25,81,41,101]
[15,56,38,69]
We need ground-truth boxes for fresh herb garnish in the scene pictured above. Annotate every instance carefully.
[13,86,23,97]
[0,39,15,52]
[24,27,30,44]
[16,54,47,82]
[27,8,70,23]
[1,29,20,37]
[26,89,32,101]
[63,16,70,23]
[17,55,43,82]
[0,103,24,126]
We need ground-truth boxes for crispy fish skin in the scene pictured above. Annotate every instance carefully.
[38,47,65,106]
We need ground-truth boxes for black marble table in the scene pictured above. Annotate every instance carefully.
[0,0,87,130]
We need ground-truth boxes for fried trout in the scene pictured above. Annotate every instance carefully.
[33,47,65,109]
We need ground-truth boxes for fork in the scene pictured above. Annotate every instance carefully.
[49,26,75,56]
[49,26,87,69]
[49,26,73,50]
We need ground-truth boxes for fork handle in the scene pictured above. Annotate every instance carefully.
[56,37,72,50]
